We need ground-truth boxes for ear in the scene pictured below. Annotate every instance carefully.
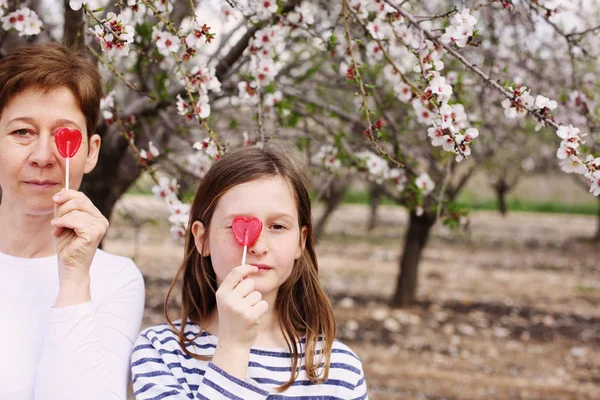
[83,133,101,174]
[191,220,210,256]
[294,226,308,259]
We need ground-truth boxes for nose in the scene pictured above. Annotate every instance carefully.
[249,232,267,256]
[29,134,57,168]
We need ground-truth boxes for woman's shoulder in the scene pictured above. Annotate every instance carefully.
[90,249,143,283]
[91,248,138,269]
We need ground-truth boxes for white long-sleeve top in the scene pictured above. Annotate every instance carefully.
[131,321,368,399]
[0,249,145,400]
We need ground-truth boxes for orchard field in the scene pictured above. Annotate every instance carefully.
[109,187,600,400]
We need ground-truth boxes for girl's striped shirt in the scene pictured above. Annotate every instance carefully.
[131,321,368,400]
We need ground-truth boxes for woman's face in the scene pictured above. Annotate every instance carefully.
[192,176,307,299]
[0,86,100,216]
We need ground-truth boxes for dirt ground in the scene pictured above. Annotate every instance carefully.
[106,196,600,399]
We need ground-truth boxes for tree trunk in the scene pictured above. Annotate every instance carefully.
[75,1,302,227]
[367,183,383,231]
[79,126,142,221]
[494,178,509,217]
[63,0,85,51]
[314,178,348,242]
[390,211,436,308]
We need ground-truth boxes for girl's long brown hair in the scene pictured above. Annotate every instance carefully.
[165,144,336,391]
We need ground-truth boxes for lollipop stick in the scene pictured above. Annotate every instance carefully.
[241,244,247,265]
[241,230,249,265]
[65,142,71,190]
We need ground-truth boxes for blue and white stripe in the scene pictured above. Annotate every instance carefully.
[131,321,368,399]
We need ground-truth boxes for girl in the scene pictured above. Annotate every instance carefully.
[131,145,368,399]
[0,44,145,399]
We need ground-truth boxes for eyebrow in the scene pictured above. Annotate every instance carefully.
[7,117,83,131]
[224,212,295,222]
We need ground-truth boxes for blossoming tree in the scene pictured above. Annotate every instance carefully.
[1,0,597,307]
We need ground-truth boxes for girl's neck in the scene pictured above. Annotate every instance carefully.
[0,203,55,258]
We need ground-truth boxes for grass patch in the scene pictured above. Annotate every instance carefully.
[574,285,600,294]
[316,189,598,216]
[321,232,398,246]
[130,184,598,217]
[341,190,397,206]
[456,198,598,216]
[533,264,565,272]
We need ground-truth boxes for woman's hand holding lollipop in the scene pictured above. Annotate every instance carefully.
[52,128,109,307]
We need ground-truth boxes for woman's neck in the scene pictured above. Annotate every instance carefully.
[0,203,55,258]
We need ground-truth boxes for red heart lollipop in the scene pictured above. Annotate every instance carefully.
[232,216,262,246]
[55,127,82,158]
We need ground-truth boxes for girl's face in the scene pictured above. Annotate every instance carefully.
[0,86,100,216]
[192,176,307,299]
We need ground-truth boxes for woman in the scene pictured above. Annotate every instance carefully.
[0,44,145,400]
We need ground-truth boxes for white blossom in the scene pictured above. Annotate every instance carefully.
[415,173,435,195]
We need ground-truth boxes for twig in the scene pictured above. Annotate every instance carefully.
[115,116,160,185]
[313,174,337,204]
[414,7,458,23]
[257,85,265,144]
[87,44,155,100]
[383,0,595,171]
[342,0,405,168]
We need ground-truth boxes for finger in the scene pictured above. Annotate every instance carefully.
[242,290,262,307]
[52,188,79,205]
[52,226,64,237]
[246,300,269,322]
[51,211,107,244]
[231,278,255,298]
[53,191,104,220]
[232,277,256,298]
[219,265,259,292]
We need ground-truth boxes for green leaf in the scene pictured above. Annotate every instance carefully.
[136,23,153,41]
[296,137,309,151]
[264,82,277,94]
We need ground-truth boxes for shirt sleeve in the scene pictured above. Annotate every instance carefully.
[131,334,270,400]
[351,372,369,400]
[34,260,145,400]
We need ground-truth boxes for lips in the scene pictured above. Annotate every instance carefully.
[24,180,60,187]
[251,263,273,271]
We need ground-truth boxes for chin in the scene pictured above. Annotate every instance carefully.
[22,203,55,216]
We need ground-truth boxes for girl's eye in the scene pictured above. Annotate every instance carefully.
[271,224,286,230]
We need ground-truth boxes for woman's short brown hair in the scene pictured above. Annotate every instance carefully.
[0,43,102,137]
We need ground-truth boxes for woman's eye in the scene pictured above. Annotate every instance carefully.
[13,128,31,136]
[271,224,286,230]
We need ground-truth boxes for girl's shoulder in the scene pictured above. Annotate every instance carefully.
[136,320,214,351]
[138,320,181,340]
[330,339,364,367]
[301,337,365,378]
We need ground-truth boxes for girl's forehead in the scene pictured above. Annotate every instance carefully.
[214,176,298,217]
